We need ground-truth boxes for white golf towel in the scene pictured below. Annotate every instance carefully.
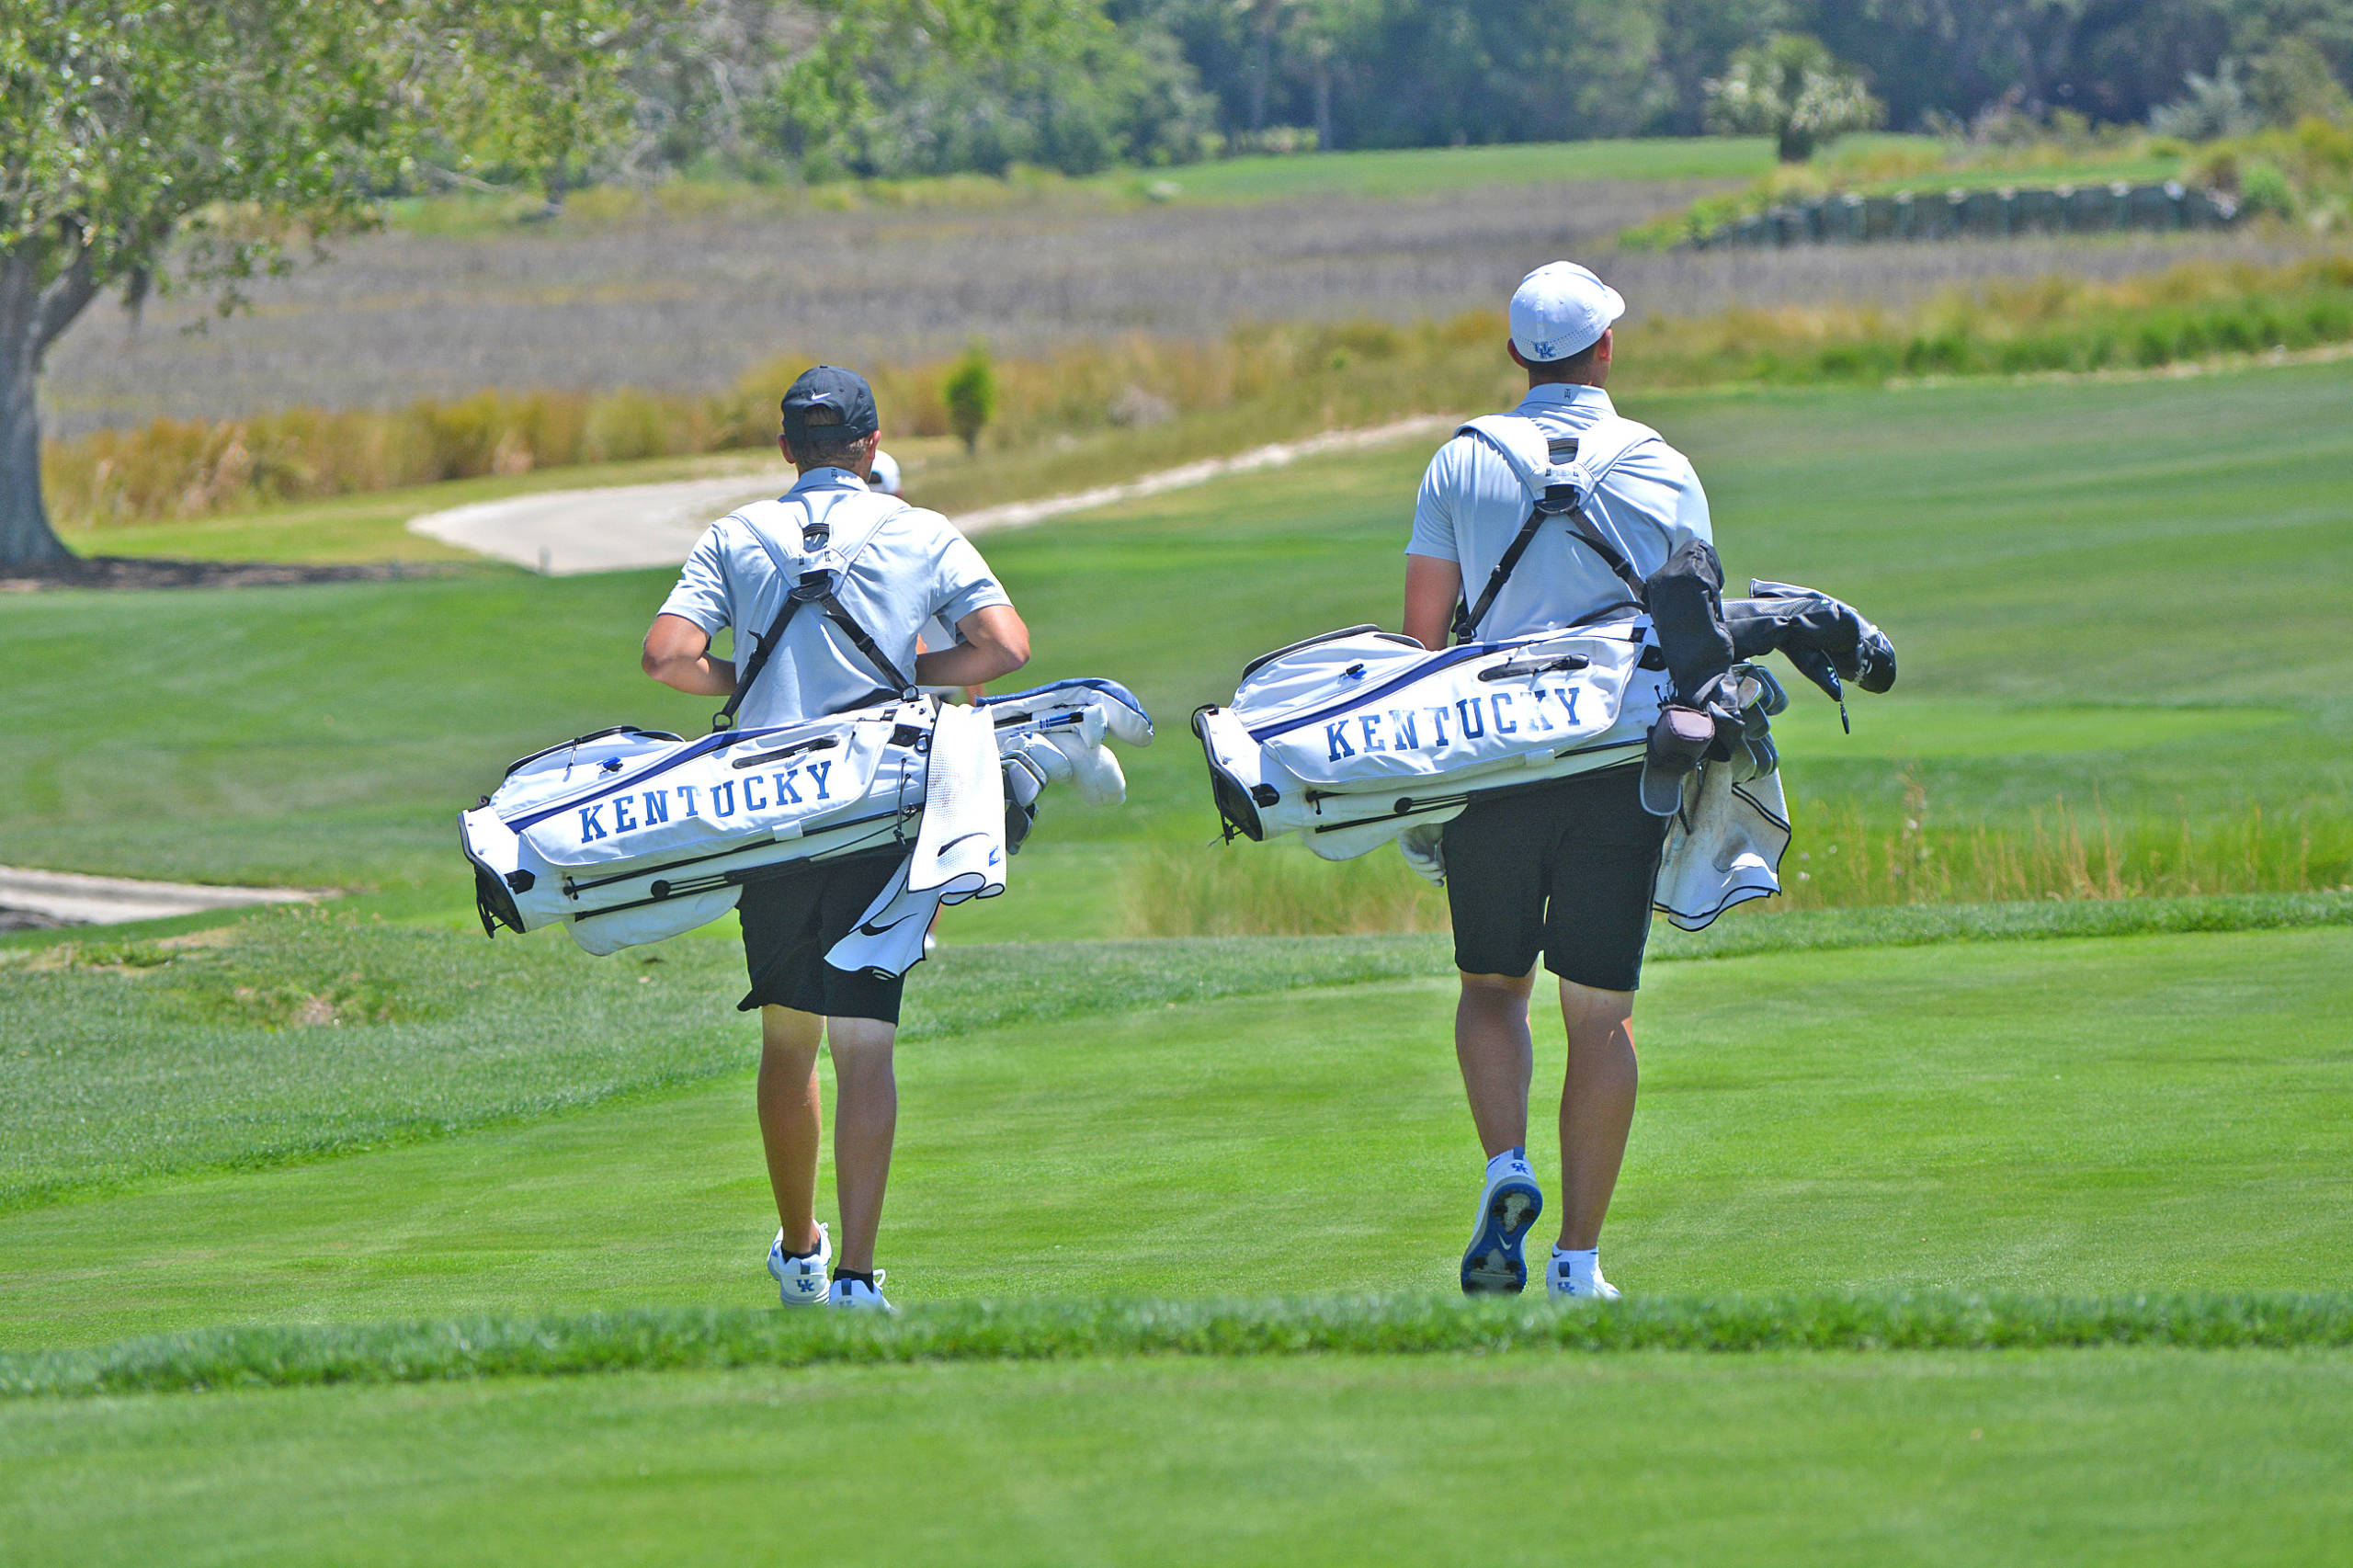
[1653,762,1790,931]
[825,701,1006,976]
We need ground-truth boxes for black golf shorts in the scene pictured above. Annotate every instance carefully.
[735,850,908,1024]
[1440,762,1669,993]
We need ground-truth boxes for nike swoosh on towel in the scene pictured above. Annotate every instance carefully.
[937,831,989,854]
[858,913,919,937]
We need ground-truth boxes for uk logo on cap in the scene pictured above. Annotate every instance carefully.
[1509,261,1626,365]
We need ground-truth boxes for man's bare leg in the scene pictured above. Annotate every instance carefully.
[758,1005,824,1254]
[826,1016,898,1276]
[1555,981,1639,1251]
[1456,969,1537,1156]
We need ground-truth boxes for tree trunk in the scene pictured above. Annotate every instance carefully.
[0,245,101,567]
[0,349,67,567]
[0,288,68,567]
[1248,31,1273,135]
[1313,59,1333,151]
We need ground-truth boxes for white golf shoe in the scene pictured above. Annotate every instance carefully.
[767,1222,832,1307]
[1544,1250,1622,1301]
[1460,1149,1544,1295]
[829,1270,894,1313]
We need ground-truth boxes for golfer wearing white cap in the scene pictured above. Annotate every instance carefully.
[1402,260,1716,1302]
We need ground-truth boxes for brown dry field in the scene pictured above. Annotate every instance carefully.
[46,177,2324,434]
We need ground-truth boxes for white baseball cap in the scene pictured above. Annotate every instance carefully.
[1509,261,1625,363]
[868,448,903,495]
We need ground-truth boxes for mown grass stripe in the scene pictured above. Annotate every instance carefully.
[9,1291,2347,1400]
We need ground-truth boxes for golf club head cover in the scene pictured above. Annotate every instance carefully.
[1044,730,1127,807]
[1730,580,1898,696]
[1643,540,1736,707]
[1006,733,1074,787]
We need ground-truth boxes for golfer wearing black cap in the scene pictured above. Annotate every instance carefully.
[642,366,1032,1312]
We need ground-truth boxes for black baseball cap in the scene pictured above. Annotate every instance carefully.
[780,365,880,447]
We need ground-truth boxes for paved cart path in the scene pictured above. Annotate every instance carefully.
[0,866,322,930]
[406,417,1449,576]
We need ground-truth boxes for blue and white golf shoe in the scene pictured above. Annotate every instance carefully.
[1460,1149,1544,1295]
[768,1222,832,1306]
[829,1270,894,1314]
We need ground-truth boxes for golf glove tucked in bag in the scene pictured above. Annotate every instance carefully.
[460,678,1151,964]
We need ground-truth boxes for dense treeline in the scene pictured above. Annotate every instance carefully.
[619,0,2353,184]
[1120,0,2353,146]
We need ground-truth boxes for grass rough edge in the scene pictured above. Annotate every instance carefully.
[8,1291,2349,1400]
[1647,889,2353,963]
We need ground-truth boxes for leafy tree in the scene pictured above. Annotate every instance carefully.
[1329,0,1667,148]
[1705,31,1882,159]
[767,0,1211,179]
[2153,56,2270,136]
[2245,35,2353,121]
[0,1,640,566]
[943,342,996,454]
[1655,0,1797,134]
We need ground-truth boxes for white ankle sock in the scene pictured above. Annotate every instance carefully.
[1551,1245,1604,1290]
[1485,1146,1529,1181]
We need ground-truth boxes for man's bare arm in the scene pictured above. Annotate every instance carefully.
[642,612,734,696]
[1403,554,1463,651]
[915,603,1030,688]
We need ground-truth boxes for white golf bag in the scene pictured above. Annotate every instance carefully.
[461,678,1152,957]
[1191,624,1794,930]
[1191,618,1672,860]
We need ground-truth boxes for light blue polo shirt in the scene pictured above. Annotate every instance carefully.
[658,469,1011,728]
[1406,383,1712,641]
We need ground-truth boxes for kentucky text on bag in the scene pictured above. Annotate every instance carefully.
[461,679,1152,964]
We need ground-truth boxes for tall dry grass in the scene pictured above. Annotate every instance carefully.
[1125,777,2353,938]
[45,254,2353,530]
[1778,775,2353,911]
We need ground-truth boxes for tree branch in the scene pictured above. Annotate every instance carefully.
[29,238,100,360]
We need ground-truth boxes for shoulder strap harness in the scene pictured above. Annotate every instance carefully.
[713,499,918,733]
[1449,415,1659,645]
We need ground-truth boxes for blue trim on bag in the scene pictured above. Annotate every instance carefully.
[502,724,802,832]
[979,677,1152,725]
[1243,644,1497,744]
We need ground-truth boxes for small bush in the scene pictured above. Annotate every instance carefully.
[943,343,999,455]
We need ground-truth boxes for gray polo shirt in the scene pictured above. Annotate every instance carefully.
[658,469,1011,728]
[1406,383,1713,640]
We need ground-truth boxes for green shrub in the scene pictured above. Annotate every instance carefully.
[943,343,998,455]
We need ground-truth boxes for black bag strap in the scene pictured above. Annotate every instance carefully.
[817,596,915,697]
[1450,501,1550,644]
[712,591,806,733]
[714,501,915,731]
[1450,425,1650,644]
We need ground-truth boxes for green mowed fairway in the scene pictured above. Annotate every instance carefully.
[6,924,2347,1348]
[1098,132,1774,201]
[6,358,2351,1562]
[8,1352,2350,1567]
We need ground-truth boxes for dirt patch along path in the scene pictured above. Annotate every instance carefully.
[0,557,452,594]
